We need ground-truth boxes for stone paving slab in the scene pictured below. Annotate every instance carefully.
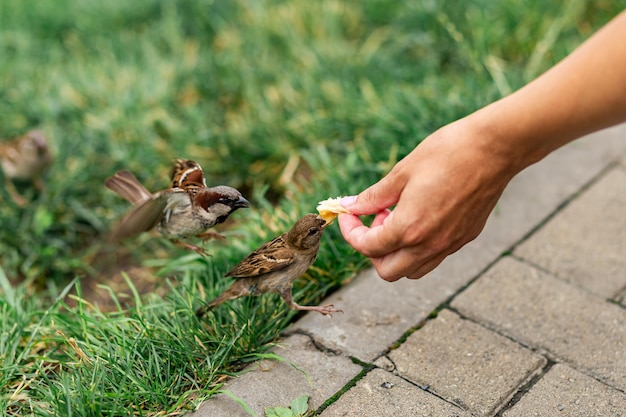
[319,368,472,417]
[451,257,626,391]
[387,309,546,416]
[503,363,626,417]
[192,334,362,417]
[514,166,626,298]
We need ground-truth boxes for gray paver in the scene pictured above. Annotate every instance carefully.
[388,309,546,416]
[319,368,472,417]
[515,167,626,298]
[451,257,626,391]
[503,364,626,417]
[190,334,361,417]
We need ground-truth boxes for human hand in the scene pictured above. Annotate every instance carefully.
[338,119,515,281]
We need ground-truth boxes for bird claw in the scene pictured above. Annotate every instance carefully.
[191,246,211,257]
[318,304,343,317]
[300,303,342,317]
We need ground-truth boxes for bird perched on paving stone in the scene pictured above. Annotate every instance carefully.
[0,130,52,206]
[197,213,342,317]
[105,159,249,254]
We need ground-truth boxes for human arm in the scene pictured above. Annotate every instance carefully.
[338,11,626,282]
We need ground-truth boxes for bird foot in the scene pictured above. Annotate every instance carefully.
[174,240,211,257]
[9,192,27,207]
[5,180,27,207]
[295,303,343,318]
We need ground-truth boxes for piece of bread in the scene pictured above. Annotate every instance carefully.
[316,197,351,222]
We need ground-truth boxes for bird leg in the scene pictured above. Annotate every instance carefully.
[5,178,27,206]
[197,231,227,241]
[279,287,342,317]
[172,239,210,257]
[196,279,253,317]
[172,231,226,256]
[33,177,46,191]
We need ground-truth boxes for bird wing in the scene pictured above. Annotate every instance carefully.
[105,170,153,205]
[225,234,295,278]
[108,189,181,241]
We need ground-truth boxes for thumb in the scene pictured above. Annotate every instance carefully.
[342,172,404,215]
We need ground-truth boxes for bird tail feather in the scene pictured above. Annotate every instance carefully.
[196,280,252,317]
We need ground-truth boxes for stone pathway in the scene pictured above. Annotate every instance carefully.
[191,124,626,417]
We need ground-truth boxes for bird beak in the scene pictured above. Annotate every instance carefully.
[317,214,332,228]
[234,196,250,209]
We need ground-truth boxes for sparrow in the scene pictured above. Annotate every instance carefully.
[0,130,52,206]
[197,213,342,317]
[105,159,249,254]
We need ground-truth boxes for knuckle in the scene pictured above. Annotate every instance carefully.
[428,235,452,255]
[372,256,407,282]
[375,265,401,282]
[397,222,427,248]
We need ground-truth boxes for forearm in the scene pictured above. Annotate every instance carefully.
[470,10,626,173]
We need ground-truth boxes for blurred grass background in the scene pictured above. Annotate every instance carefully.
[1,0,623,415]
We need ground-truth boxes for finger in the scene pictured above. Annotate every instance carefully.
[337,209,392,257]
[338,211,404,258]
[337,213,365,237]
[405,255,447,280]
[370,209,392,227]
[371,248,446,282]
[341,171,405,216]
[337,208,390,235]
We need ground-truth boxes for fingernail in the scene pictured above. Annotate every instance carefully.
[340,195,357,207]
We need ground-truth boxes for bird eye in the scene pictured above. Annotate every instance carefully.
[308,227,320,236]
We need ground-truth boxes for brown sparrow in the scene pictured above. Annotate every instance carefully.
[197,214,342,317]
[105,159,249,254]
[0,130,52,206]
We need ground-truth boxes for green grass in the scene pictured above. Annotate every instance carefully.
[1,0,624,415]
